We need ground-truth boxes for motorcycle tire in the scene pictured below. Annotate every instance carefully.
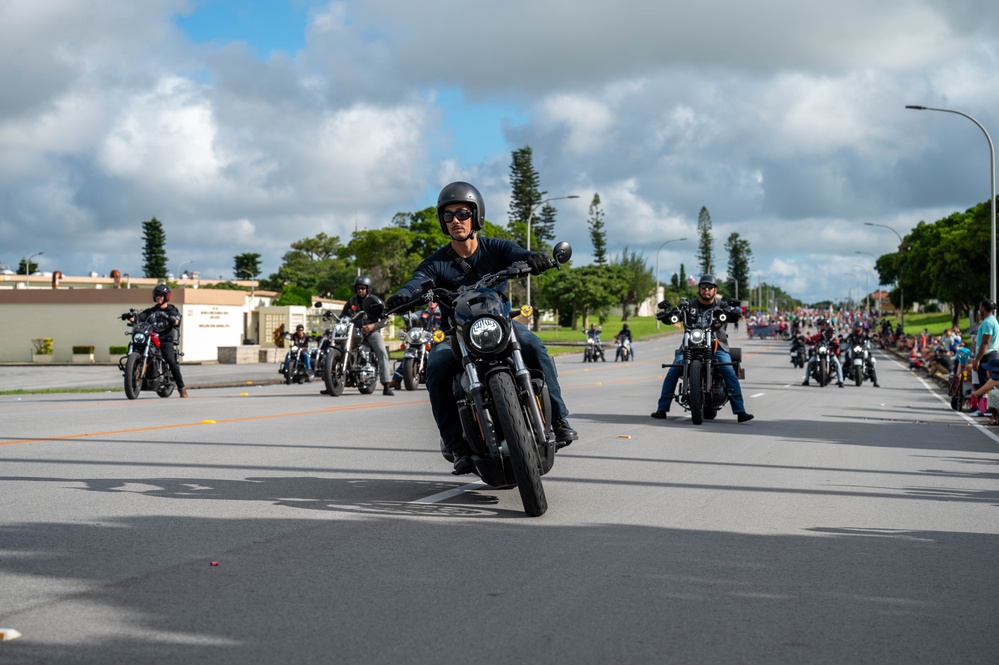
[358,376,377,395]
[124,352,144,400]
[818,361,828,387]
[322,349,345,397]
[688,359,705,425]
[156,383,175,398]
[704,406,718,420]
[489,372,547,517]
[855,367,863,386]
[402,357,419,391]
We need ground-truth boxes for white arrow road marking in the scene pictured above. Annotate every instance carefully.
[410,482,487,504]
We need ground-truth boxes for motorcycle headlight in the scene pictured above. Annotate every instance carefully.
[818,345,827,354]
[688,329,706,347]
[853,345,863,354]
[134,333,146,343]
[468,317,505,353]
[408,329,423,344]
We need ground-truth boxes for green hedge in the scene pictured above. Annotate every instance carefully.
[72,345,95,354]
[109,345,129,355]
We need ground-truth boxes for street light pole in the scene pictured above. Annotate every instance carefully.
[176,261,191,282]
[655,237,687,329]
[865,223,906,329]
[525,195,580,311]
[906,104,996,302]
[854,251,880,315]
[24,251,43,288]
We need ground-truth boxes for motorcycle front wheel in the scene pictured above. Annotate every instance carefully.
[322,350,345,397]
[490,372,547,517]
[688,359,705,425]
[855,364,863,386]
[402,357,419,391]
[124,353,144,400]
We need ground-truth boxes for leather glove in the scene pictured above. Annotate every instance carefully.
[386,292,410,311]
[527,252,551,275]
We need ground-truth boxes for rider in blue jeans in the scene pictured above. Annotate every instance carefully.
[651,274,754,423]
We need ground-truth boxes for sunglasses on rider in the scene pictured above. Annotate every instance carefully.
[442,209,474,223]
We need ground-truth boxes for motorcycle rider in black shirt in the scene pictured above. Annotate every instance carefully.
[127,284,187,397]
[386,181,578,475]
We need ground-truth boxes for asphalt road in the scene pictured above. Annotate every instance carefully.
[1,335,996,664]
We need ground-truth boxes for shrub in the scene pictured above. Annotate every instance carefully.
[109,345,129,355]
[72,345,95,354]
[32,338,53,355]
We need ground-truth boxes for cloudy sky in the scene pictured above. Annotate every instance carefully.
[2,0,997,303]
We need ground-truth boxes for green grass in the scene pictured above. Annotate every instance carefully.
[533,315,680,355]
[878,312,955,336]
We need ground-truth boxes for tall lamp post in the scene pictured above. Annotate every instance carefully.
[864,223,905,329]
[906,105,996,302]
[655,237,687,329]
[843,273,860,310]
[525,195,579,311]
[24,251,43,288]
[852,267,870,313]
[855,251,880,314]
[176,261,191,282]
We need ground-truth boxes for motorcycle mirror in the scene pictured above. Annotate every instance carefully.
[420,279,435,292]
[314,301,324,309]
[552,241,572,264]
[728,298,740,308]
[362,294,385,319]
[658,299,671,310]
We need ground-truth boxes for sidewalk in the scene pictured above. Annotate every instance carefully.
[0,362,288,393]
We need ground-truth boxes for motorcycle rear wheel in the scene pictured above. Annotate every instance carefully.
[402,357,419,391]
[156,382,175,398]
[322,350,345,397]
[490,372,547,517]
[688,359,705,425]
[124,353,143,400]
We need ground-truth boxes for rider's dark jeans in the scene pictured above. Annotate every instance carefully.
[283,350,312,371]
[427,321,568,456]
[162,343,185,389]
[656,348,745,414]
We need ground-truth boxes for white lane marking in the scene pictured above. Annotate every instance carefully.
[750,393,765,398]
[411,482,486,504]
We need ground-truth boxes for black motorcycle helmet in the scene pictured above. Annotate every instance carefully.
[353,275,372,294]
[698,274,717,288]
[437,181,484,236]
[152,284,172,302]
[622,323,629,330]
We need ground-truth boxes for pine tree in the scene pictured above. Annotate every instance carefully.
[234,253,262,279]
[696,206,714,275]
[507,146,546,248]
[724,233,753,300]
[588,193,608,266]
[142,217,169,279]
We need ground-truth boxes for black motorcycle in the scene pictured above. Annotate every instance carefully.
[657,298,743,425]
[397,312,438,390]
[789,333,807,368]
[314,302,382,396]
[279,333,314,384]
[843,337,878,387]
[117,309,180,400]
[806,337,834,387]
[390,242,573,517]
[583,329,605,362]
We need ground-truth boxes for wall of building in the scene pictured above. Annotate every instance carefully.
[0,289,249,362]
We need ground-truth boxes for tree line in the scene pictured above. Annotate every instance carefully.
[138,146,758,325]
[873,197,993,326]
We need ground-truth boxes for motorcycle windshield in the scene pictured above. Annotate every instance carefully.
[453,288,510,328]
